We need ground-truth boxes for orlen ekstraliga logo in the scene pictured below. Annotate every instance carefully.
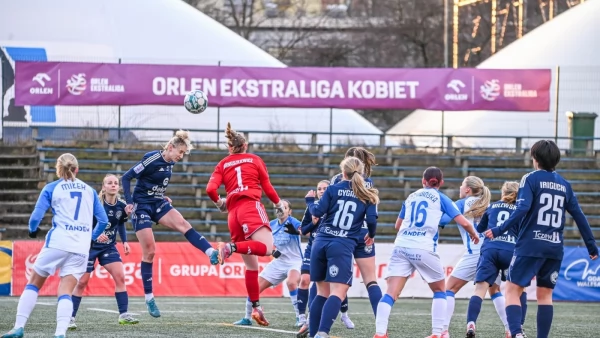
[66,73,87,95]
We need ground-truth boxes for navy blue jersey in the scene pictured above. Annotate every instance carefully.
[300,207,320,247]
[92,199,127,248]
[306,180,377,243]
[493,170,598,259]
[477,200,518,252]
[332,174,375,235]
[122,151,174,205]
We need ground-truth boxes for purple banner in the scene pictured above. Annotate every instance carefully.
[15,61,551,111]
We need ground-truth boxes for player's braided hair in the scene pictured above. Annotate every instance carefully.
[463,176,491,219]
[345,147,376,178]
[98,174,122,202]
[56,153,78,181]
[341,157,379,205]
[225,122,247,154]
[501,181,519,204]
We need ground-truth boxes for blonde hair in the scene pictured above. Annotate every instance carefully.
[463,176,491,219]
[164,130,193,154]
[345,147,377,178]
[501,181,519,204]
[225,122,247,154]
[341,157,379,205]
[98,174,121,202]
[56,153,78,181]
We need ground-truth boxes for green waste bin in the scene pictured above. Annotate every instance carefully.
[566,111,597,155]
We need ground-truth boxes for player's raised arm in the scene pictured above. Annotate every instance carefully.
[440,194,479,244]
[206,163,227,212]
[257,157,281,205]
[565,185,599,258]
[306,188,330,218]
[488,173,534,238]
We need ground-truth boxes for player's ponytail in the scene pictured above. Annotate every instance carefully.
[56,153,78,181]
[165,129,194,154]
[423,166,443,188]
[345,147,377,178]
[341,157,379,205]
[463,176,491,219]
[225,122,247,154]
[501,181,519,204]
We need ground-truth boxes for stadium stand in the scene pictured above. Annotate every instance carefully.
[2,134,599,245]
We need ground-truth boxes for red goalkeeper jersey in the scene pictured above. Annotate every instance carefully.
[206,153,280,208]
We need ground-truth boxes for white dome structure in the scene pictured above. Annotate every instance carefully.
[0,0,381,145]
[387,0,600,150]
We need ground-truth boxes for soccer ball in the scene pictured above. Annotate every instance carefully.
[184,90,208,114]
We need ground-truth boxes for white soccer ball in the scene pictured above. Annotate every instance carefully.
[184,89,208,114]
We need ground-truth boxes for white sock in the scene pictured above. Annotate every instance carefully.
[341,312,349,318]
[244,298,252,319]
[432,293,447,335]
[144,293,154,302]
[492,292,509,330]
[375,295,394,335]
[14,286,39,329]
[289,290,299,317]
[205,247,215,256]
[443,292,455,331]
[55,295,73,336]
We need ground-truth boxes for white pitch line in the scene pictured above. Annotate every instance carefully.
[36,302,55,306]
[88,308,140,315]
[214,322,301,335]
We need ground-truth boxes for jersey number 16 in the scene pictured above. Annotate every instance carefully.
[333,200,357,230]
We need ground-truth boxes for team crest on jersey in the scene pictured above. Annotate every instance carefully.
[550,271,559,284]
[242,224,248,233]
[163,178,169,186]
[365,244,373,254]
[329,265,339,277]
[116,211,122,219]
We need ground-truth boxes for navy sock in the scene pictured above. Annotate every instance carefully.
[466,295,483,323]
[308,283,317,310]
[115,291,128,314]
[71,295,82,317]
[537,305,553,338]
[340,296,348,313]
[506,305,523,336]
[184,229,212,253]
[140,261,153,294]
[367,282,383,316]
[318,295,343,334]
[520,292,528,325]
[309,295,327,337]
[297,288,309,315]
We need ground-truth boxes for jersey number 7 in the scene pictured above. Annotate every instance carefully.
[70,191,82,220]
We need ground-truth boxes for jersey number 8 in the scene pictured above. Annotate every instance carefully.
[333,200,357,230]
[537,193,564,228]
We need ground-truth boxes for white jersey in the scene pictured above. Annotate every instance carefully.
[456,196,485,255]
[29,178,108,255]
[270,217,303,265]
[395,188,461,252]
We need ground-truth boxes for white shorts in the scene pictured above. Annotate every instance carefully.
[451,253,479,282]
[386,247,445,283]
[259,258,301,286]
[33,247,88,281]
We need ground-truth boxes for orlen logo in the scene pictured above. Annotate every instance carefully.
[92,262,141,286]
[66,73,87,95]
[24,254,38,280]
[444,79,467,101]
[30,73,53,95]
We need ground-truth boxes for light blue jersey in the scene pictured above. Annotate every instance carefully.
[455,197,486,255]
[396,188,461,252]
[270,216,303,264]
[29,178,109,255]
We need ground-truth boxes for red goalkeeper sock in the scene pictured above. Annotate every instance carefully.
[245,270,260,305]
[233,241,268,256]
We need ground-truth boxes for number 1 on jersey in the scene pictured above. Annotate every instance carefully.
[234,166,247,191]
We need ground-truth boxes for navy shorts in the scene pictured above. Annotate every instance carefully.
[507,255,562,289]
[131,200,173,231]
[353,229,375,259]
[301,244,312,274]
[87,245,122,273]
[310,237,356,286]
[475,248,513,286]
